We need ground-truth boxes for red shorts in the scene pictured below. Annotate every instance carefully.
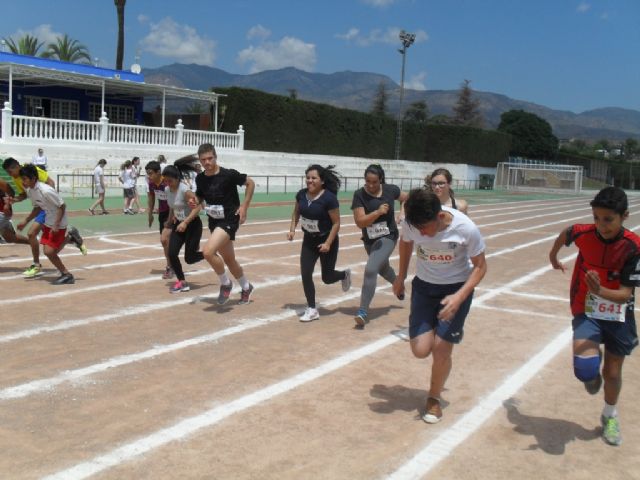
[40,225,67,250]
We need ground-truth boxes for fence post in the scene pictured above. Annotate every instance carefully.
[175,118,184,146]
[237,125,245,150]
[99,112,109,143]
[1,101,13,142]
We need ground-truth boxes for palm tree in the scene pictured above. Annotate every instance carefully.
[114,0,126,70]
[2,34,44,56]
[42,34,92,64]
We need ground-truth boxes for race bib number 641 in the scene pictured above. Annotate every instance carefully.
[585,293,626,322]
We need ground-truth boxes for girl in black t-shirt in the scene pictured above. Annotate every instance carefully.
[193,143,256,306]
[287,164,351,322]
[351,164,408,326]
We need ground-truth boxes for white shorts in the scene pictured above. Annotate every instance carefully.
[95,184,105,194]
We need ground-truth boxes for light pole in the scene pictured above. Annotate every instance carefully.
[394,30,415,160]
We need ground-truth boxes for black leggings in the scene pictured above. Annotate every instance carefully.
[300,233,346,308]
[168,216,204,281]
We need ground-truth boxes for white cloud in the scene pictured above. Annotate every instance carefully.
[337,27,427,47]
[137,14,150,24]
[361,0,398,7]
[139,17,216,66]
[576,3,590,13]
[335,28,360,41]
[247,25,271,41]
[237,36,316,73]
[405,71,427,91]
[6,24,62,47]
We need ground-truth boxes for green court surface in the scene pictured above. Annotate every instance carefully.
[6,189,590,237]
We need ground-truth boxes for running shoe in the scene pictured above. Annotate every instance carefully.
[217,282,233,305]
[162,266,175,280]
[101,210,110,215]
[170,280,190,293]
[88,208,95,215]
[239,283,254,304]
[53,272,75,285]
[67,226,87,255]
[601,415,622,446]
[341,268,351,292]
[584,373,602,395]
[23,263,43,278]
[354,308,368,327]
[299,307,320,322]
[422,397,442,424]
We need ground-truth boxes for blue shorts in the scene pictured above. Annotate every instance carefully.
[573,312,638,356]
[408,277,473,343]
[35,210,46,225]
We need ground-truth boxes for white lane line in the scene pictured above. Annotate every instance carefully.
[386,327,572,480]
[0,284,386,402]
[40,246,580,479]
[473,304,565,321]
[42,334,399,480]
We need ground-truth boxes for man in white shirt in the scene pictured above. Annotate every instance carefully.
[393,188,487,424]
[32,148,48,171]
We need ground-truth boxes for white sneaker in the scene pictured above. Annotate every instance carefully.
[299,307,320,322]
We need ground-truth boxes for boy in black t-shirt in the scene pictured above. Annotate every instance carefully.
[193,143,256,305]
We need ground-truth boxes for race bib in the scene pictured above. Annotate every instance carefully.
[155,190,168,201]
[366,221,390,239]
[416,246,455,264]
[175,209,186,221]
[585,294,626,322]
[205,204,225,219]
[300,216,320,233]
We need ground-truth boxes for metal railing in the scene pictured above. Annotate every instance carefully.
[56,172,482,198]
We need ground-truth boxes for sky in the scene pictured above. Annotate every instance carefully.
[2,0,638,113]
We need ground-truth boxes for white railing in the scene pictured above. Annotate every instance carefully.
[1,102,244,150]
[12,115,102,142]
[108,123,178,145]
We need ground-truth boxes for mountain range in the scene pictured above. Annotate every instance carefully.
[144,63,640,141]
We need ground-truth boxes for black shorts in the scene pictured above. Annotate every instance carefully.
[123,188,135,199]
[208,216,240,241]
[158,210,170,234]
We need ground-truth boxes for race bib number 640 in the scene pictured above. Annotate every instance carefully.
[416,246,454,264]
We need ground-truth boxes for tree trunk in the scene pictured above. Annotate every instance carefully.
[115,0,126,70]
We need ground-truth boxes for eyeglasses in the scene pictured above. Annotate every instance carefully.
[430,181,448,188]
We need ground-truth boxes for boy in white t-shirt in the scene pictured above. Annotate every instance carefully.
[393,188,487,424]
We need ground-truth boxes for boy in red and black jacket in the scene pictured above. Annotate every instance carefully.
[549,186,640,446]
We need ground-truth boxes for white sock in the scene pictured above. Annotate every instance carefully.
[237,275,250,290]
[218,273,231,286]
[602,402,617,418]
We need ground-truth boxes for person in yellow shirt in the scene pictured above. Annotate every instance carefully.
[3,157,54,277]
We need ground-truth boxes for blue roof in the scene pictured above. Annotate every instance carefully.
[0,51,144,82]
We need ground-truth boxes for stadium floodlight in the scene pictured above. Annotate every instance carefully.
[395,30,416,160]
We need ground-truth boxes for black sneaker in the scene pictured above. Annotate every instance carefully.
[239,284,254,304]
[53,273,75,285]
[217,282,233,305]
[67,225,86,255]
[584,373,602,395]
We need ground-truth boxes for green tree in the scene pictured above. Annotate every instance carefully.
[428,114,453,125]
[43,34,91,63]
[2,34,44,56]
[370,81,389,117]
[452,79,483,128]
[624,138,639,158]
[404,100,428,123]
[497,109,559,159]
[114,0,126,70]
